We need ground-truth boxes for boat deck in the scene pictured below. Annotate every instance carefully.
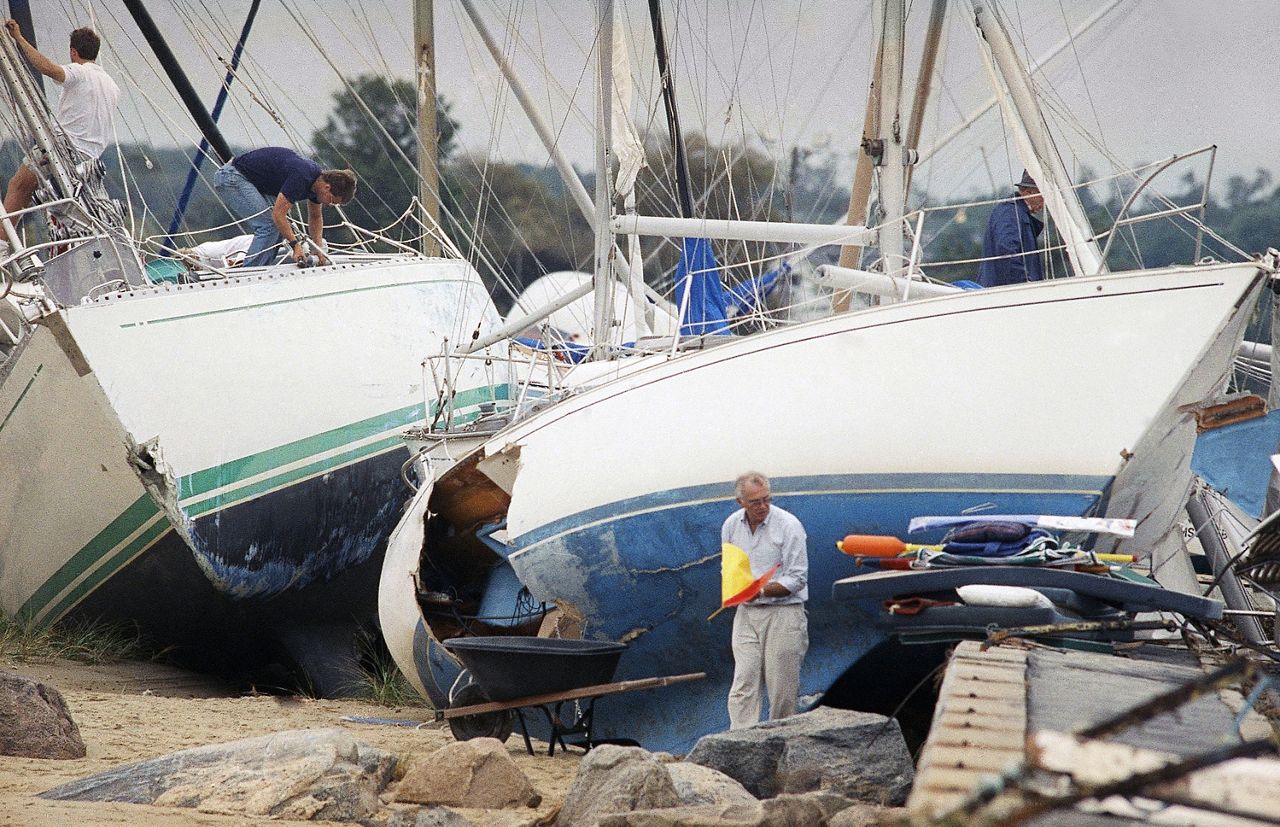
[908,640,1278,824]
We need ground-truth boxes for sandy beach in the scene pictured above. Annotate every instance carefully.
[0,655,582,826]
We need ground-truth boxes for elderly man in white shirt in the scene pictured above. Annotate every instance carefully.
[721,471,809,729]
[2,21,121,222]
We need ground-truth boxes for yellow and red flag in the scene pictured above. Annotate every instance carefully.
[715,542,779,617]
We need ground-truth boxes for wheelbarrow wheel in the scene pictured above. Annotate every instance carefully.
[447,682,514,743]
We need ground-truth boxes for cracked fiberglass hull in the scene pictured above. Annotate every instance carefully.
[1,256,506,685]
[385,260,1267,752]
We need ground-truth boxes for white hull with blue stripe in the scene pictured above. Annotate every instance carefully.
[383,260,1268,751]
[1,254,507,690]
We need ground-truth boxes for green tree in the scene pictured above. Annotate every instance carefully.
[311,74,459,240]
[441,157,593,313]
[636,133,786,291]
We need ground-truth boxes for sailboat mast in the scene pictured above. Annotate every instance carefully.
[5,1,41,91]
[903,0,946,198]
[164,0,260,251]
[453,0,678,355]
[414,0,441,257]
[592,0,617,357]
[832,43,880,314]
[647,0,694,219]
[122,0,232,164]
[969,1,1105,276]
[873,0,907,278]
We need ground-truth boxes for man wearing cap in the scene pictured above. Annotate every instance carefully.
[978,170,1045,287]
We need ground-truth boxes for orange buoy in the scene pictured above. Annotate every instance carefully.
[837,534,908,557]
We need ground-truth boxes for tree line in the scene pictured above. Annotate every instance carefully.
[3,74,1277,317]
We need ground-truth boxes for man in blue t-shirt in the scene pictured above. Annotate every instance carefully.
[978,170,1044,287]
[214,147,356,267]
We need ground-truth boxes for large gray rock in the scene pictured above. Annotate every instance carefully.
[827,802,904,826]
[386,804,473,827]
[395,738,540,809]
[667,762,757,808]
[594,803,760,827]
[595,791,854,827]
[40,728,394,821]
[756,792,857,826]
[686,707,914,804]
[557,745,680,827]
[0,670,85,759]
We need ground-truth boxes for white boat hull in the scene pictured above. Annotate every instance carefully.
[1,255,506,690]
[383,260,1268,749]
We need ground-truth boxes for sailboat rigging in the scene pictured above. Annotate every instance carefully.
[378,0,1277,754]
[0,3,512,693]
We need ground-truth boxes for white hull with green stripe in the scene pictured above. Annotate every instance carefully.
[0,255,506,688]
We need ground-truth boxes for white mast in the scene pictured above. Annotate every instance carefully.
[413,0,440,257]
[610,18,651,336]
[969,1,1105,276]
[873,0,907,279]
[591,0,616,358]
[455,0,676,327]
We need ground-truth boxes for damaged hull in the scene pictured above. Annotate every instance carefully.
[1,256,504,689]
[384,261,1266,752]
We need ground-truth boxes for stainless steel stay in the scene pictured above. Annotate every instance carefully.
[1097,145,1218,266]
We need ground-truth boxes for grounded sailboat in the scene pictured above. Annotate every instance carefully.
[378,0,1276,751]
[0,13,509,691]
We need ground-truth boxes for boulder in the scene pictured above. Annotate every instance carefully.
[40,728,395,822]
[386,804,473,827]
[667,762,757,808]
[595,791,854,827]
[594,803,760,827]
[0,670,85,759]
[395,738,540,809]
[757,792,856,826]
[686,707,914,804]
[557,744,680,827]
[827,802,904,826]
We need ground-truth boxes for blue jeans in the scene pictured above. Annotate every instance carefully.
[214,162,280,267]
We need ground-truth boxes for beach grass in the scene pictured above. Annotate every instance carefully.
[0,614,148,664]
[352,628,428,708]
[2,613,427,707]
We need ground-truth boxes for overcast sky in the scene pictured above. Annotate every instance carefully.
[11,0,1280,202]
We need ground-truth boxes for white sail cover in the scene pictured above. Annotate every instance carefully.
[610,17,646,198]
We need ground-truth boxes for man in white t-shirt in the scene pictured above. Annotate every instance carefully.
[2,21,121,222]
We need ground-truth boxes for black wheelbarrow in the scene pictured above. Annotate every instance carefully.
[438,636,704,755]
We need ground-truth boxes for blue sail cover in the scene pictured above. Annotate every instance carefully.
[674,237,730,335]
[724,263,787,317]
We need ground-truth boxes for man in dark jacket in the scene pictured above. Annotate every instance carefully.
[214,147,356,267]
[978,170,1044,287]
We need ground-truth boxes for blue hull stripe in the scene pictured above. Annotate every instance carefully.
[501,473,1112,753]
[513,472,1113,551]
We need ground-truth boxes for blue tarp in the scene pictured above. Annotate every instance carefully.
[724,263,788,317]
[674,238,730,336]
[513,336,591,363]
[1191,408,1280,519]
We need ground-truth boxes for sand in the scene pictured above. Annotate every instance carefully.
[0,655,582,826]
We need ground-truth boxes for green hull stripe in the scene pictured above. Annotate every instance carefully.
[183,435,404,517]
[0,363,42,437]
[18,383,514,621]
[178,402,425,500]
[180,384,514,502]
[40,517,170,625]
[18,493,160,622]
[120,278,477,328]
[426,383,512,418]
